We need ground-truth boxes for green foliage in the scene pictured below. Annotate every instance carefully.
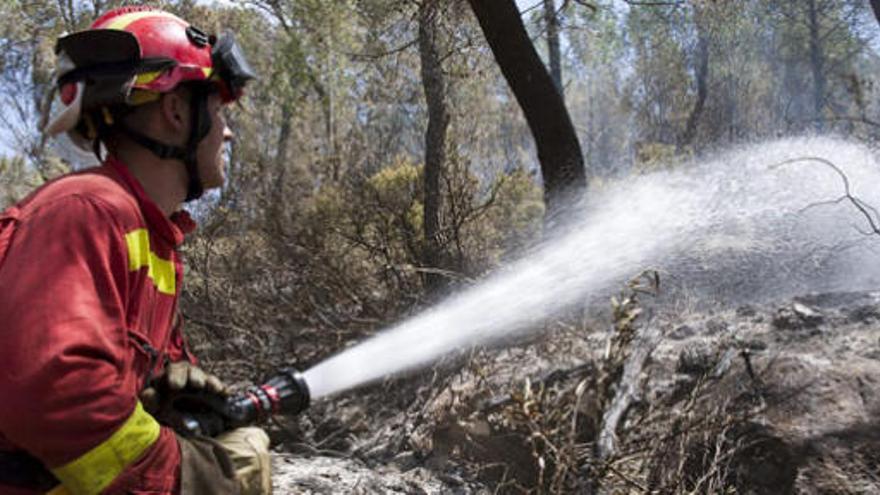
[4,3,880,491]
[634,141,679,172]
[181,150,544,378]
[299,157,543,298]
[470,167,545,263]
[366,158,423,224]
[625,5,694,146]
[67,0,869,386]
[0,155,43,207]
[329,157,425,294]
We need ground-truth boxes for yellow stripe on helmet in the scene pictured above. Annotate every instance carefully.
[50,402,161,495]
[127,89,161,106]
[102,10,182,31]
[134,71,162,85]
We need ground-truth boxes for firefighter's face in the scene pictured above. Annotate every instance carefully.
[196,93,233,190]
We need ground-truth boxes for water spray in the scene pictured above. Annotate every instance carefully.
[301,137,880,400]
[171,137,880,434]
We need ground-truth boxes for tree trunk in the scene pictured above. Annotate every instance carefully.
[679,4,709,151]
[418,0,450,293]
[808,0,826,131]
[543,0,563,95]
[323,21,340,182]
[870,0,880,28]
[276,103,293,172]
[270,101,294,219]
[467,0,586,223]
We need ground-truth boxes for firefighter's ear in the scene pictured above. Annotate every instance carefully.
[158,88,191,140]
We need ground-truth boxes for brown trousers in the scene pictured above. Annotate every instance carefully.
[178,427,272,495]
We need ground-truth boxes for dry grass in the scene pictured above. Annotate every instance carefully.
[421,274,791,495]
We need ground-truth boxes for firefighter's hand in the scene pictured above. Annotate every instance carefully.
[166,361,227,394]
[141,361,227,414]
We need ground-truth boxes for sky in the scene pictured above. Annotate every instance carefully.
[0,111,13,158]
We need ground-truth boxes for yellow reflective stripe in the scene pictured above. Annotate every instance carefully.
[50,402,161,495]
[128,90,161,106]
[102,10,181,31]
[46,485,70,495]
[125,229,176,295]
[134,71,162,85]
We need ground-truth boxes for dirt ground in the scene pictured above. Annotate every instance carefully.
[269,290,880,494]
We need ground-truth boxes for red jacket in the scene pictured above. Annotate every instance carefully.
[0,157,197,494]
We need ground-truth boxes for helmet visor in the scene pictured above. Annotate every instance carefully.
[211,32,256,103]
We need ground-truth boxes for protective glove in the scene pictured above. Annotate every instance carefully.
[165,360,228,395]
[140,361,227,413]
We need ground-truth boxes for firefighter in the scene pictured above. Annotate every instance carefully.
[0,6,270,494]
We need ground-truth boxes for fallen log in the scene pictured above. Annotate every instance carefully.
[596,326,660,460]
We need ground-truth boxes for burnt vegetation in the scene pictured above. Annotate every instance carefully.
[3,0,880,493]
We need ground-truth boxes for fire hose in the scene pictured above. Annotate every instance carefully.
[157,368,311,437]
[0,369,310,492]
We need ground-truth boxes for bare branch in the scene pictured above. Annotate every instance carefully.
[771,157,880,236]
[344,38,418,60]
[820,116,880,129]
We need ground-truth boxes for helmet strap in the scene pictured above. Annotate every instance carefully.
[119,125,188,161]
[116,85,214,203]
[183,86,213,202]
[92,138,104,163]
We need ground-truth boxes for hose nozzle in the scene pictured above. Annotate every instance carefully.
[224,368,311,427]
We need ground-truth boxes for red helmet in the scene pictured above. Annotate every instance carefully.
[45,6,255,144]
[91,7,215,95]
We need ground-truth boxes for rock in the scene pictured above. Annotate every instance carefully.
[677,344,715,375]
[646,292,880,493]
[771,308,796,330]
[276,290,880,494]
[865,349,880,361]
[390,451,420,471]
[728,425,798,494]
[772,303,824,330]
[705,318,729,335]
[792,303,823,324]
[736,305,757,317]
[742,339,768,351]
[846,304,880,324]
[668,324,696,340]
[795,291,880,309]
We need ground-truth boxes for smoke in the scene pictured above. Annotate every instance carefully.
[303,137,880,399]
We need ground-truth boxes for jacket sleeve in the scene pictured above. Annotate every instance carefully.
[166,311,198,365]
[0,196,181,494]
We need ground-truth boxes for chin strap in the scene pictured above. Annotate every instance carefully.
[184,86,212,201]
[117,85,213,202]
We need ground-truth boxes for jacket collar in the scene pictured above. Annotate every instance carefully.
[105,155,196,247]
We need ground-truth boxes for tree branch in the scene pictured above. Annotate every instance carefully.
[771,157,880,236]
